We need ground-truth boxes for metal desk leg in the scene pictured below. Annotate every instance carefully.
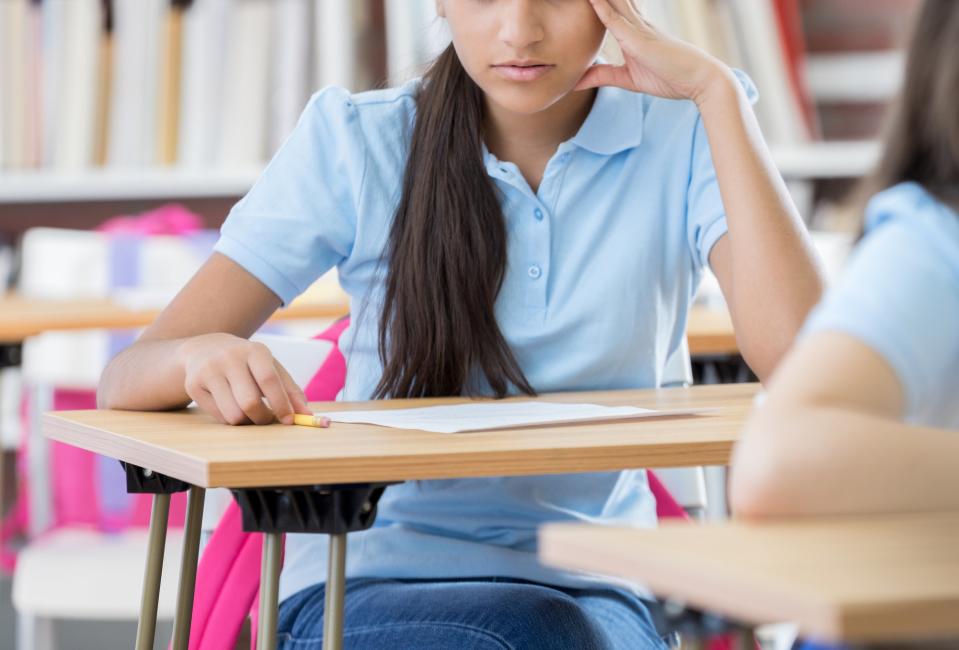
[136,493,171,650]
[171,486,206,650]
[737,627,756,650]
[0,343,21,525]
[232,485,390,650]
[257,532,283,650]
[323,532,348,650]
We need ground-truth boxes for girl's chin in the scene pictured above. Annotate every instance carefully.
[483,85,569,117]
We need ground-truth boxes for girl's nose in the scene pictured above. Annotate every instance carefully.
[497,0,545,51]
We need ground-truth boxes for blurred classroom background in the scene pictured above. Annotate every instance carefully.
[0,0,921,648]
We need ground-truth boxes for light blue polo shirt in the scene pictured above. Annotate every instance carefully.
[803,182,959,428]
[214,71,757,602]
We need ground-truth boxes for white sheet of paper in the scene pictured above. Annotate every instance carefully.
[315,401,713,434]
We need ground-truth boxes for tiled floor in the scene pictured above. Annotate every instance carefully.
[0,577,13,650]
[0,576,173,650]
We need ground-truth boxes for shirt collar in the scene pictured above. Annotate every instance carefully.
[568,84,646,156]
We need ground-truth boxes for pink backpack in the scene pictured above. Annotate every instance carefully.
[0,205,210,572]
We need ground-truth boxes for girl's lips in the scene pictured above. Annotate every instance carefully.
[492,64,555,82]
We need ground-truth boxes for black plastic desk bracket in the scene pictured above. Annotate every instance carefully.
[231,483,393,535]
[0,343,22,369]
[122,462,192,494]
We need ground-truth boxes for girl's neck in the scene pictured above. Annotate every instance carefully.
[483,88,597,165]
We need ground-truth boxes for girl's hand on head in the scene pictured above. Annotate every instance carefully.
[177,333,311,426]
[576,0,730,106]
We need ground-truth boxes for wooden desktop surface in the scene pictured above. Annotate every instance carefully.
[540,512,959,644]
[0,295,737,356]
[685,306,737,356]
[0,294,349,343]
[42,383,758,489]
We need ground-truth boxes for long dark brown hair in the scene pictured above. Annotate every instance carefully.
[374,45,536,399]
[861,0,959,213]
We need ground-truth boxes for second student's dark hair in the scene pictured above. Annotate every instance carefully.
[865,0,959,213]
[374,45,536,399]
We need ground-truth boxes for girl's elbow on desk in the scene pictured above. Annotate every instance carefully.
[728,400,833,519]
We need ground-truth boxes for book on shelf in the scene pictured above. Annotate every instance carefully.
[772,0,819,138]
[57,0,103,170]
[216,0,272,167]
[108,0,165,168]
[270,0,313,154]
[157,0,189,165]
[177,0,229,168]
[315,0,386,92]
[2,0,42,170]
[93,0,113,166]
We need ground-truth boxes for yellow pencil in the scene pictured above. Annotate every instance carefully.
[292,414,332,428]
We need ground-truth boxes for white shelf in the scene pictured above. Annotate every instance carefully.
[0,143,879,205]
[771,141,881,179]
[0,168,262,204]
[806,51,904,103]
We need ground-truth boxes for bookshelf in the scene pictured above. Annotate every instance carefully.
[0,0,918,216]
[806,51,904,103]
[771,141,881,180]
[0,168,261,204]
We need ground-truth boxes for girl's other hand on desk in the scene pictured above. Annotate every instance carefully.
[176,333,311,426]
[575,0,727,107]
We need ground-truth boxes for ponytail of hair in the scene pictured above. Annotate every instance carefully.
[374,45,536,399]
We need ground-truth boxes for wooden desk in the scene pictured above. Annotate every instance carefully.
[43,383,758,650]
[0,294,737,356]
[0,294,350,343]
[44,383,757,488]
[540,512,959,645]
[686,307,738,356]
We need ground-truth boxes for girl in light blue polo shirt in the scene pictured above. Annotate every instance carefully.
[100,0,823,647]
[731,0,959,520]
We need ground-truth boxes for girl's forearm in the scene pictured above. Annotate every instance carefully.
[696,69,825,376]
[97,338,192,411]
[731,405,959,517]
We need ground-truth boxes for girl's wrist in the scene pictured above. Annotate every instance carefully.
[175,334,217,373]
[692,64,739,112]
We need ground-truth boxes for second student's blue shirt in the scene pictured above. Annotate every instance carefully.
[803,182,959,429]
[214,72,756,602]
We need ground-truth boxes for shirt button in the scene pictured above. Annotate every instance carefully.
[560,153,571,163]
[527,265,542,279]
[533,208,543,220]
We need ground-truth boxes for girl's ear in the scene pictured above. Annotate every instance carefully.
[435,0,446,18]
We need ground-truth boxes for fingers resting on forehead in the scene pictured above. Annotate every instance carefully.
[595,0,642,24]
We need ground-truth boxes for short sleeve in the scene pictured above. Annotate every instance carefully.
[685,69,759,270]
[803,191,959,419]
[214,86,367,305]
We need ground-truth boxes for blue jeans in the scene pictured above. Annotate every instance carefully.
[278,577,669,649]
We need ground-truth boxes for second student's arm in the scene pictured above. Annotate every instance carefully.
[730,331,959,517]
[97,252,310,425]
[730,189,959,517]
